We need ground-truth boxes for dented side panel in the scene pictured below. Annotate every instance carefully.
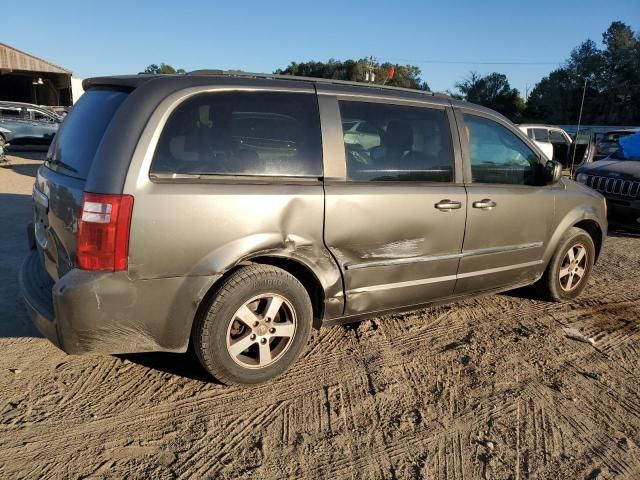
[324,182,467,315]
[126,181,343,318]
[120,85,344,325]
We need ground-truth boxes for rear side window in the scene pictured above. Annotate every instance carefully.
[150,92,323,177]
[339,100,454,182]
[0,107,22,118]
[50,88,129,178]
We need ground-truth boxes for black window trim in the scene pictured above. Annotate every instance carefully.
[334,95,461,184]
[147,89,324,183]
[455,107,547,187]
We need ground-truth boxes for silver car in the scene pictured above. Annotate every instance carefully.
[0,101,61,147]
[20,72,607,385]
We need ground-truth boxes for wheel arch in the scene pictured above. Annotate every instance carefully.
[248,255,325,328]
[544,207,606,267]
[191,250,339,337]
[572,219,603,262]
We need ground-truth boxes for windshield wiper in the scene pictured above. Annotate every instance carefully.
[46,158,78,173]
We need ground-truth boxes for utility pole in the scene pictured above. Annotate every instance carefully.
[364,56,376,83]
[569,78,588,177]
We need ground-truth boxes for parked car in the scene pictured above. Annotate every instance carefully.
[594,128,640,160]
[20,72,607,385]
[518,124,594,167]
[575,132,640,229]
[0,101,61,147]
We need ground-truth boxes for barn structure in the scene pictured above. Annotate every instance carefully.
[0,43,74,107]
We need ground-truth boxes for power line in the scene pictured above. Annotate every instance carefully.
[381,57,563,66]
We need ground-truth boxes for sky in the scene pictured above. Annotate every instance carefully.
[3,0,639,96]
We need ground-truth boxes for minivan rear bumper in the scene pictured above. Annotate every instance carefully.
[20,249,219,355]
[19,250,61,348]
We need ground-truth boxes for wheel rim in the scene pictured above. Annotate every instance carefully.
[225,293,297,369]
[558,243,588,292]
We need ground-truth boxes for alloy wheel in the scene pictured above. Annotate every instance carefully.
[558,243,588,292]
[225,293,297,369]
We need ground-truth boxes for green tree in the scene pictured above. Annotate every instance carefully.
[141,63,186,74]
[275,58,430,91]
[455,72,525,121]
[600,21,640,124]
[525,21,640,125]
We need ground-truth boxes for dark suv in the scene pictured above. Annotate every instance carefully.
[20,72,607,385]
[575,132,640,229]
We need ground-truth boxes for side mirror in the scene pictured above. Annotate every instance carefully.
[543,160,562,184]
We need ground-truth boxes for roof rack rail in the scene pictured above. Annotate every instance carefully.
[187,69,449,98]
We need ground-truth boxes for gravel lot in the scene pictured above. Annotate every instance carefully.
[1,151,639,479]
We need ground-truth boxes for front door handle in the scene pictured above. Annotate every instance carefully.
[472,199,497,210]
[435,199,462,211]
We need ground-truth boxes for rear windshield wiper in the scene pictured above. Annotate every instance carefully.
[46,158,78,174]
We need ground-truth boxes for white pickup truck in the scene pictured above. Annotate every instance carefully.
[517,124,595,168]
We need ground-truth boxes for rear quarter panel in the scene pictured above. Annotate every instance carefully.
[121,85,343,320]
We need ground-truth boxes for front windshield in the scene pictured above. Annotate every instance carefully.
[611,131,640,161]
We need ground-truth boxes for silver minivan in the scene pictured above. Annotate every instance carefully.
[21,72,607,385]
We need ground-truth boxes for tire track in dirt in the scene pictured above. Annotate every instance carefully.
[1,231,640,477]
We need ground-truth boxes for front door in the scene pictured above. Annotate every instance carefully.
[568,128,595,167]
[322,95,467,316]
[454,110,555,294]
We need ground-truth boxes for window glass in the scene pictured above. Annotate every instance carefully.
[0,107,22,118]
[51,88,129,179]
[464,114,541,185]
[548,130,567,144]
[150,92,322,177]
[574,129,592,145]
[532,128,550,142]
[339,101,454,182]
[28,109,54,122]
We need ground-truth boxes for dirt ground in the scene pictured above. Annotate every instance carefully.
[0,151,639,479]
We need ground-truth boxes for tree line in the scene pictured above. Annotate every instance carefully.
[142,21,640,125]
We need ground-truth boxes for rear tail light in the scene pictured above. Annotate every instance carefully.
[77,193,134,271]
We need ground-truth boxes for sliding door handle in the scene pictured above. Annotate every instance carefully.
[435,199,462,211]
[472,199,497,210]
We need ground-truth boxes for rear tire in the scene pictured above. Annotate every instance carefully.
[192,264,313,385]
[539,227,595,301]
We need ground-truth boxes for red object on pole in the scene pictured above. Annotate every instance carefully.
[387,66,395,80]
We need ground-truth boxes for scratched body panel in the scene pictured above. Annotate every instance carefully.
[324,182,466,315]
[52,269,216,354]
[126,181,342,316]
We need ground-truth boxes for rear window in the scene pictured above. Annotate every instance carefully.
[532,128,550,142]
[49,88,129,178]
[604,131,635,142]
[150,92,323,177]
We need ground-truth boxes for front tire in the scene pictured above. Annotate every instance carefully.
[539,227,595,301]
[192,264,313,385]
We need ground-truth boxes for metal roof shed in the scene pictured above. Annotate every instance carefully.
[0,43,73,107]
